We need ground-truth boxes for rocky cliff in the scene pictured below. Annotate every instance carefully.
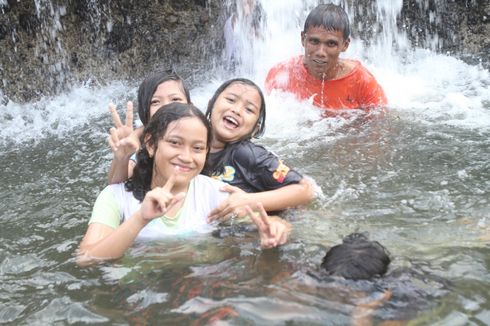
[0,0,226,103]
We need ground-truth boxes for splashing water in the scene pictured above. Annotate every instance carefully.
[320,72,326,108]
[1,0,490,325]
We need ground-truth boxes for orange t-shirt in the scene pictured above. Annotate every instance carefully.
[265,55,387,110]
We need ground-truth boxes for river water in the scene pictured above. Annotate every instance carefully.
[1,0,489,324]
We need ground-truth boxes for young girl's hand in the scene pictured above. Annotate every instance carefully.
[140,174,185,221]
[108,101,139,159]
[208,184,251,222]
[246,203,291,249]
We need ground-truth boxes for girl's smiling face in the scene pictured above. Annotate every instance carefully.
[148,116,208,192]
[149,80,188,118]
[209,82,262,149]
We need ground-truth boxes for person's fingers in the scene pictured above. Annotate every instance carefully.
[219,184,242,194]
[108,138,117,152]
[109,103,123,127]
[269,219,278,238]
[262,238,275,249]
[171,192,186,205]
[277,225,289,245]
[125,101,134,127]
[162,169,177,193]
[255,202,272,234]
[208,206,234,222]
[165,192,185,213]
[247,205,266,232]
[119,137,139,151]
[142,190,166,217]
[208,200,233,222]
[109,127,120,148]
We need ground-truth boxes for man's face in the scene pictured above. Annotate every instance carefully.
[301,26,350,79]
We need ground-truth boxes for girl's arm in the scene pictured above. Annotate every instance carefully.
[108,157,137,184]
[77,212,148,266]
[77,176,184,266]
[208,177,314,221]
[351,290,392,326]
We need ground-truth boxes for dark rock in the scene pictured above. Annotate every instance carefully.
[399,0,490,67]
[18,13,40,36]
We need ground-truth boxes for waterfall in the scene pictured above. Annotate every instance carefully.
[0,0,489,147]
[203,0,488,145]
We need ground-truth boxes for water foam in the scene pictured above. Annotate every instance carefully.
[0,81,134,146]
[1,0,489,147]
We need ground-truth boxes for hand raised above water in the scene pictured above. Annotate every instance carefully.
[246,203,291,249]
[108,101,140,159]
[140,173,185,221]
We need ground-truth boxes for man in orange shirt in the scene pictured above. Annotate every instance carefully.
[265,3,387,112]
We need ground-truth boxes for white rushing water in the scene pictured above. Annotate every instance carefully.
[0,0,489,146]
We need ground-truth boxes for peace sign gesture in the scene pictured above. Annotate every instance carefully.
[108,101,140,159]
[140,172,185,221]
[246,203,291,249]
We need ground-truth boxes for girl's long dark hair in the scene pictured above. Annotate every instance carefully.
[203,78,266,176]
[125,102,211,201]
[137,71,191,126]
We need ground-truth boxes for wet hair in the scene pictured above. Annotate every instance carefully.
[202,78,266,177]
[125,102,211,201]
[321,233,391,280]
[137,72,191,126]
[303,3,350,40]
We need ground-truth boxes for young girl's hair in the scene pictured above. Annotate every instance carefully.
[304,3,350,39]
[126,102,211,201]
[321,233,391,280]
[137,72,191,126]
[203,78,266,176]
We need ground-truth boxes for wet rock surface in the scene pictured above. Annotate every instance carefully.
[399,0,490,67]
[0,0,488,103]
[0,0,226,102]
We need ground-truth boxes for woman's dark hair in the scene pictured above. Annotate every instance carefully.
[321,233,391,280]
[304,3,350,40]
[202,78,266,177]
[137,72,191,126]
[126,102,211,201]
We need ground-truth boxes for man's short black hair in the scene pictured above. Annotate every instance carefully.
[303,3,350,39]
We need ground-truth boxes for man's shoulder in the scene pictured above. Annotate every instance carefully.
[265,55,305,92]
[346,60,376,78]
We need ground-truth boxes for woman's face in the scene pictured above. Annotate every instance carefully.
[149,80,188,118]
[209,82,262,146]
[149,117,208,191]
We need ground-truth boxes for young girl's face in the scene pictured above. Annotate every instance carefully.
[210,82,262,145]
[149,80,188,118]
[149,117,208,191]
